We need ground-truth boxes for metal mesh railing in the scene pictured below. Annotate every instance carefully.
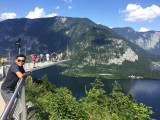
[0,78,26,120]
[0,58,71,120]
[2,53,70,64]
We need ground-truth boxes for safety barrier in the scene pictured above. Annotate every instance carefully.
[0,78,26,120]
[0,59,71,120]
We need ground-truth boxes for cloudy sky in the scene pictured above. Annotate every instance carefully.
[0,0,160,32]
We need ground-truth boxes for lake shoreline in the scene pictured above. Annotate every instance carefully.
[32,65,160,119]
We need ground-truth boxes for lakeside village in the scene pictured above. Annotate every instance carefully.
[152,61,160,67]
[128,61,160,79]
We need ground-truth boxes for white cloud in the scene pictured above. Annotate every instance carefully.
[122,4,160,22]
[45,13,57,17]
[0,13,17,20]
[139,27,150,32]
[56,6,60,9]
[26,7,57,19]
[64,0,72,4]
[68,6,73,9]
[26,7,45,19]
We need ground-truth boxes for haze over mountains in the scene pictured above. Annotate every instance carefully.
[0,16,160,79]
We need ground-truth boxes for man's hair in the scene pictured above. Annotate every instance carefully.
[16,54,26,59]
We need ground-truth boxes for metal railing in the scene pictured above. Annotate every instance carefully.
[0,78,26,120]
[0,58,71,120]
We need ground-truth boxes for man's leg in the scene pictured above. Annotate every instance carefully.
[7,103,15,120]
[1,89,14,120]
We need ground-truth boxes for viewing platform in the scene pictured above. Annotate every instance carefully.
[0,59,71,118]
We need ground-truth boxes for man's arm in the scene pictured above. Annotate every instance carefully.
[16,72,27,79]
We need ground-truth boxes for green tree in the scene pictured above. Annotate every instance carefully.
[26,75,87,120]
[80,77,111,119]
[109,81,154,120]
[26,76,154,120]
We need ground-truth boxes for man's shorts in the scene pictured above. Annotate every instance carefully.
[1,89,14,104]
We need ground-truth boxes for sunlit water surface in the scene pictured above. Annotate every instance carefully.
[32,65,160,119]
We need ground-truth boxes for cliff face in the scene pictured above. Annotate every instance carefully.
[112,27,160,55]
[0,17,160,79]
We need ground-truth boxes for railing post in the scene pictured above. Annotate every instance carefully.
[0,78,27,120]
[21,80,26,120]
[2,65,4,77]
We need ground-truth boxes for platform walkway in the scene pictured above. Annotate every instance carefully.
[0,59,70,117]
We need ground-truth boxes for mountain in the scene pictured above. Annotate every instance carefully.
[112,27,160,55]
[0,17,160,79]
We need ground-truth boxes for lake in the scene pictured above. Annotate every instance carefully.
[32,65,160,119]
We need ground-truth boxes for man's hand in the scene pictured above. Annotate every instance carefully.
[23,73,27,78]
[26,71,31,76]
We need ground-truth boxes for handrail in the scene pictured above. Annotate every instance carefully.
[0,59,71,120]
[31,59,71,71]
[0,78,26,120]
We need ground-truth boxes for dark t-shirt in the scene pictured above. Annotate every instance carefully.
[1,63,25,91]
[53,53,57,58]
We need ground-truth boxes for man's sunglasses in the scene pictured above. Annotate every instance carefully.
[17,60,25,62]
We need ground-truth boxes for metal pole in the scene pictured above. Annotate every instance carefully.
[9,52,10,64]
[2,65,4,77]
[19,44,21,55]
[21,80,26,120]
[19,48,20,55]
[25,45,26,56]
[67,40,69,59]
[0,78,24,120]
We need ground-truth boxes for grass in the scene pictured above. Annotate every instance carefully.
[151,62,160,65]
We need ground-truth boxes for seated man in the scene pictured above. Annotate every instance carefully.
[1,54,28,119]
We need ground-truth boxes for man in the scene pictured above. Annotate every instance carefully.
[53,52,57,62]
[51,52,54,62]
[40,53,43,62]
[1,56,4,66]
[1,54,28,119]
[30,54,36,68]
[46,53,50,62]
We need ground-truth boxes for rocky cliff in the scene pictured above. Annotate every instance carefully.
[112,27,160,55]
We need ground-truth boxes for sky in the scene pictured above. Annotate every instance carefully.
[0,0,160,32]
